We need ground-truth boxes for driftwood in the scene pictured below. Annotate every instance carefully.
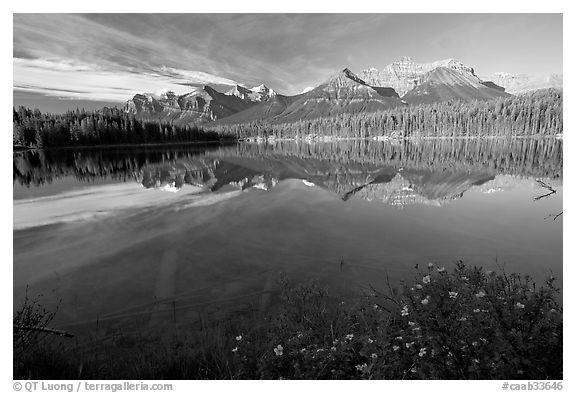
[534,180,557,201]
[14,325,74,338]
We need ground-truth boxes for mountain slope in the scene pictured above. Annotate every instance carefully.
[481,73,563,95]
[124,87,256,124]
[226,84,276,102]
[360,57,478,96]
[213,68,404,125]
[212,93,304,124]
[402,67,511,105]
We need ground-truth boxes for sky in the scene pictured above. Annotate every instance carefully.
[13,13,563,112]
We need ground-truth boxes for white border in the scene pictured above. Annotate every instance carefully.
[2,3,572,392]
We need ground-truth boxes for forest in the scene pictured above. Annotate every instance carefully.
[208,88,563,139]
[13,88,562,148]
[12,106,224,148]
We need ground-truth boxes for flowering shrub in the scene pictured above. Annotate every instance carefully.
[15,262,562,380]
[229,262,562,379]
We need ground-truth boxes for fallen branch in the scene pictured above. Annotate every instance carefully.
[14,325,74,338]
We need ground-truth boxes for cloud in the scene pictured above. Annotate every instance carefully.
[13,58,238,102]
[13,14,389,98]
[13,13,562,105]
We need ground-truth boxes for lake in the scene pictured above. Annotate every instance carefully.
[13,138,563,337]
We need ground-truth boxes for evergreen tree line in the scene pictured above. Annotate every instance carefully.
[13,106,225,148]
[208,89,563,139]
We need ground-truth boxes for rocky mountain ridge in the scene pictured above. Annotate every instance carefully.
[360,56,479,96]
[122,56,562,126]
[481,72,563,95]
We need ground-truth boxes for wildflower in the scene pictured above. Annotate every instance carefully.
[473,308,481,313]
[373,304,379,310]
[274,345,284,356]
[392,345,400,351]
[458,317,467,322]
[333,339,339,345]
[428,262,434,268]
[408,321,416,327]
[472,341,478,346]
[346,334,354,340]
[449,291,458,299]
[297,333,303,339]
[371,353,378,360]
[421,296,430,305]
[475,290,486,298]
[481,309,489,313]
[355,363,368,372]
[367,338,374,344]
[415,284,423,289]
[300,348,307,353]
[411,367,418,373]
[395,336,403,341]
[461,276,469,281]
[412,327,421,332]
[473,359,480,364]
[423,275,431,284]
[316,348,324,353]
[480,338,488,344]
[232,347,238,353]
[406,341,414,348]
[437,267,445,273]
[331,346,337,351]
[516,302,525,309]
[235,335,242,341]
[418,347,427,357]
[401,305,409,316]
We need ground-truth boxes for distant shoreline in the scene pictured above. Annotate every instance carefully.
[13,134,563,152]
[12,140,233,152]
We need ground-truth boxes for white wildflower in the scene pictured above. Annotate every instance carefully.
[401,305,409,316]
[274,345,283,356]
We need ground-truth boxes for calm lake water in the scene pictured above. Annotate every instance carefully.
[13,138,563,335]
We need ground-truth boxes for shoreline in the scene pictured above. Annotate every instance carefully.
[14,134,562,152]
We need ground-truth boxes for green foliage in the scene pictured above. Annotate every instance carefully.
[208,89,563,139]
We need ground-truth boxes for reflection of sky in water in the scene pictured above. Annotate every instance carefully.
[12,140,563,334]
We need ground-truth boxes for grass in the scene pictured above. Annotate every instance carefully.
[14,261,562,380]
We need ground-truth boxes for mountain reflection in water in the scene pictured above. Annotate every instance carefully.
[13,138,562,335]
[14,138,562,207]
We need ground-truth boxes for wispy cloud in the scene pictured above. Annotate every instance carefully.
[14,58,238,102]
[13,14,562,105]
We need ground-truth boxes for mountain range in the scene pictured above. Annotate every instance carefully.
[122,56,562,127]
